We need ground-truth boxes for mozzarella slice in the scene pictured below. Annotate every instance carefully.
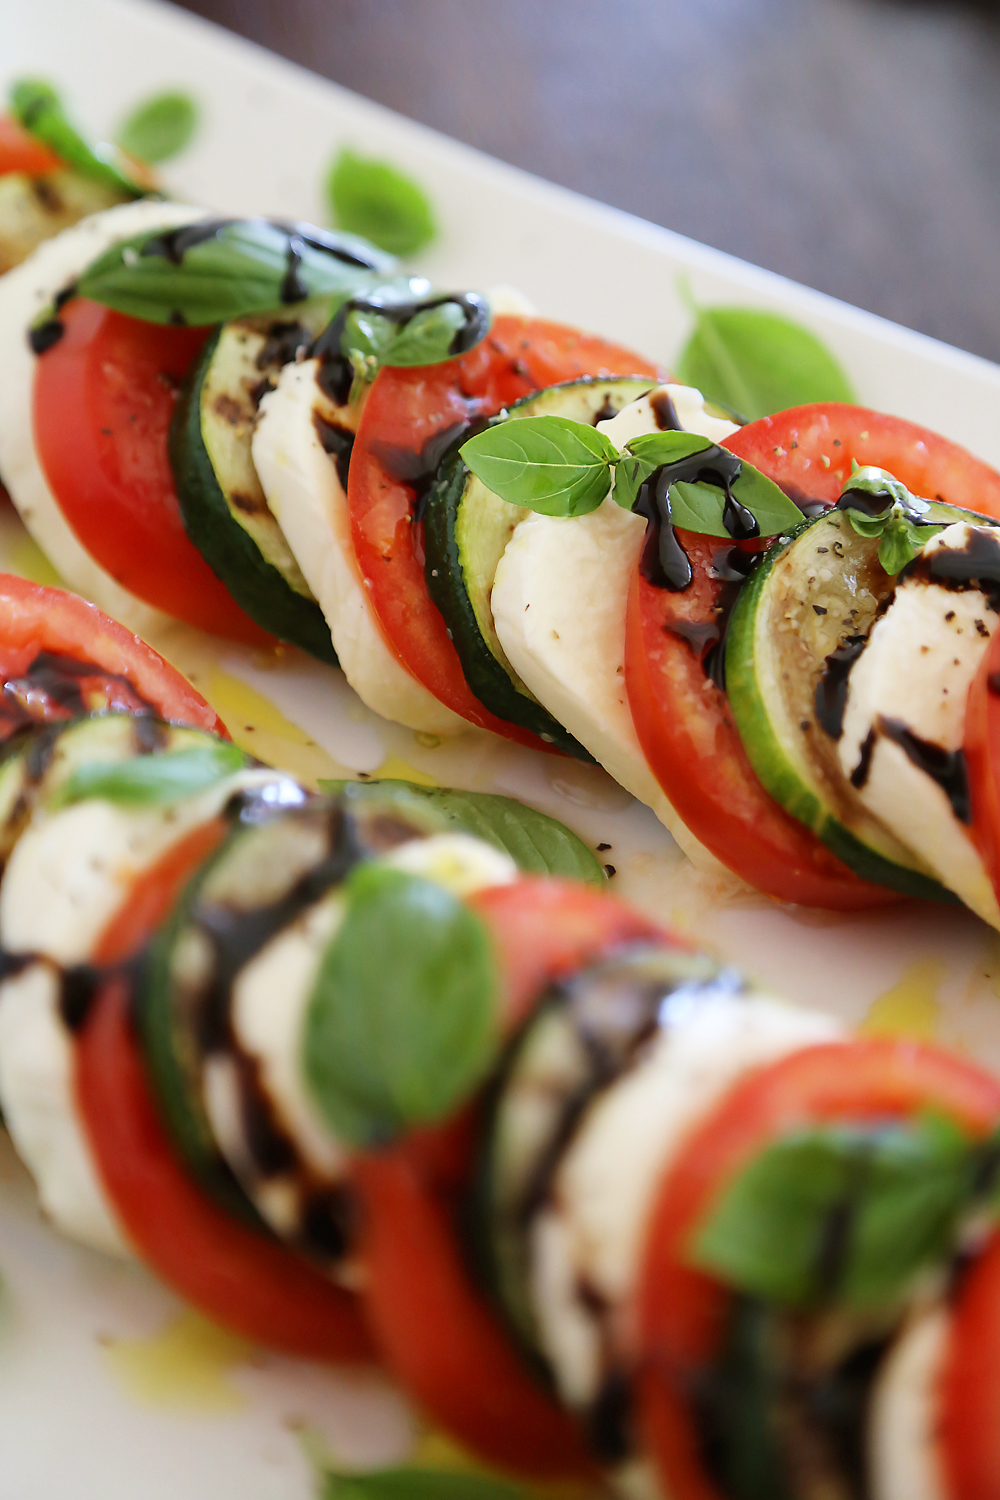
[491,384,737,874]
[0,767,291,1255]
[869,1303,949,1500]
[530,994,843,1409]
[0,200,206,634]
[252,359,467,734]
[839,522,1000,927]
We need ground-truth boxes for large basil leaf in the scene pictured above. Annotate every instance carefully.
[321,779,605,885]
[51,741,248,809]
[675,303,855,422]
[618,430,804,538]
[690,1116,984,1309]
[327,148,437,257]
[304,863,498,1146]
[76,218,394,326]
[321,1468,527,1500]
[460,415,618,517]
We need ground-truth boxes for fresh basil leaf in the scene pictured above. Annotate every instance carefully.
[9,78,144,197]
[321,779,605,885]
[727,464,808,537]
[50,741,248,809]
[622,431,803,538]
[328,148,436,257]
[116,90,199,164]
[344,300,468,370]
[460,415,617,517]
[321,1467,528,1499]
[76,218,393,326]
[304,863,498,1146]
[675,302,856,421]
[690,1118,979,1310]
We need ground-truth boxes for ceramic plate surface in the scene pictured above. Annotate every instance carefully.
[4,3,1000,1495]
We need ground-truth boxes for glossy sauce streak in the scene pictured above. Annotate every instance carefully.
[903,525,1000,612]
[650,390,682,431]
[878,715,971,822]
[313,413,355,492]
[372,415,491,523]
[633,445,749,591]
[814,635,868,740]
[28,281,78,356]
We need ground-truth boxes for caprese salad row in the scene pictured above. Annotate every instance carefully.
[0,569,999,1499]
[4,140,1000,933]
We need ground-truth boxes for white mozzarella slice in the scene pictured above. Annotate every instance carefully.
[530,995,843,1409]
[483,284,538,317]
[205,831,516,1244]
[869,1304,949,1500]
[252,359,467,735]
[0,767,287,1255]
[839,522,1000,926]
[491,384,737,875]
[0,200,206,633]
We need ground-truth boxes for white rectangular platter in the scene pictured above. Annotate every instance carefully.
[4,1,1000,1495]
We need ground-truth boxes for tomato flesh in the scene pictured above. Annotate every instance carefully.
[625,402,1000,907]
[358,879,671,1477]
[0,115,60,176]
[33,299,271,643]
[76,822,373,1361]
[348,317,661,746]
[941,1228,1000,1500]
[966,625,1000,906]
[635,1038,1000,1500]
[0,570,225,737]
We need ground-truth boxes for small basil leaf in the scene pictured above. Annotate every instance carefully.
[343,300,465,369]
[728,464,808,537]
[304,863,498,1146]
[623,432,803,538]
[76,218,393,326]
[328,148,436,257]
[690,1118,978,1310]
[612,453,658,511]
[320,779,605,885]
[9,78,144,197]
[116,90,199,164]
[321,1467,528,1499]
[665,479,735,539]
[675,303,856,421]
[460,415,617,517]
[50,741,248,809]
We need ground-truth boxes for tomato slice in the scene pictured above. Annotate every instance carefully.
[32,299,271,644]
[624,402,1000,907]
[75,822,373,1361]
[0,570,226,737]
[348,317,661,746]
[965,625,1000,906]
[0,114,60,177]
[357,879,669,1477]
[940,1227,1000,1500]
[635,1038,1000,1500]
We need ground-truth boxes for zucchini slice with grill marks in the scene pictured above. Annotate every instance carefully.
[170,314,339,662]
[724,504,973,899]
[423,376,653,756]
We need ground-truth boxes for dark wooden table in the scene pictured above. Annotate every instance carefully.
[171,0,1000,364]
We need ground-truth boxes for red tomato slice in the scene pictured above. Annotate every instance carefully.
[965,626,1000,905]
[0,570,226,737]
[75,821,373,1361]
[357,879,670,1477]
[624,402,1000,907]
[0,115,60,176]
[940,1227,1000,1500]
[635,1038,1000,1500]
[33,299,272,644]
[348,318,661,747]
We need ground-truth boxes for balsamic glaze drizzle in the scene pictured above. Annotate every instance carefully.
[632,445,752,592]
[814,636,867,741]
[313,413,355,492]
[902,525,1000,612]
[878,716,971,822]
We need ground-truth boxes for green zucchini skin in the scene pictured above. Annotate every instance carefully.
[170,326,338,664]
[724,515,955,902]
[423,377,653,760]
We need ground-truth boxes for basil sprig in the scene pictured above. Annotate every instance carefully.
[9,79,146,197]
[50,741,248,809]
[460,419,804,537]
[837,466,946,574]
[324,279,492,391]
[304,863,498,1146]
[327,148,437,257]
[75,218,395,327]
[321,1467,527,1499]
[691,1114,1000,1310]
[116,90,199,164]
[675,286,856,421]
[321,778,605,885]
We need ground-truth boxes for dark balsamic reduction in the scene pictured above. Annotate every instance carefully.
[650,390,682,431]
[0,651,156,741]
[28,281,79,356]
[878,716,971,822]
[314,413,355,491]
[779,481,828,520]
[256,320,312,371]
[814,636,867,740]
[849,729,876,790]
[632,445,749,592]
[587,1370,633,1465]
[902,525,1000,611]
[372,415,491,523]
[58,963,103,1032]
[591,396,619,425]
[140,218,380,272]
